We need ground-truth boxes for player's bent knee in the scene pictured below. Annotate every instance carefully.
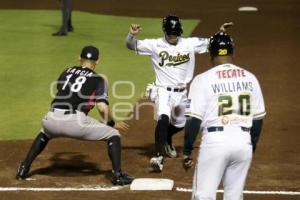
[107,135,121,146]
[110,129,121,138]
[172,123,185,129]
[108,134,120,141]
[158,114,170,122]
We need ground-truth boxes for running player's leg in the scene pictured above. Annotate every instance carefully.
[154,89,172,157]
[148,88,172,171]
[165,94,186,157]
[222,145,252,200]
[167,124,184,144]
[168,100,186,145]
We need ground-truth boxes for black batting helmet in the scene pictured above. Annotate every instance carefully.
[208,32,234,56]
[162,15,183,36]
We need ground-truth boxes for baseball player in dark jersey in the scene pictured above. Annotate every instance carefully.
[16,46,134,185]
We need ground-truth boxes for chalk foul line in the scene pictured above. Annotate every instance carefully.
[0,186,299,196]
[176,187,300,195]
[0,186,122,192]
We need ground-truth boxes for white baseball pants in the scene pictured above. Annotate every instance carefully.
[192,132,253,200]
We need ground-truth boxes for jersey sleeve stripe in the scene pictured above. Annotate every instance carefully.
[253,111,266,119]
[184,112,203,120]
[135,40,139,55]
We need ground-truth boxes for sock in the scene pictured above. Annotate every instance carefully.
[167,124,184,146]
[107,136,121,173]
[154,114,169,156]
[22,132,50,167]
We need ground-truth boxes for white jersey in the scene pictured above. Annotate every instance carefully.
[186,63,266,135]
[136,37,209,87]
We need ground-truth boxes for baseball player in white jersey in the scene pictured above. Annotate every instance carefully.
[126,15,232,172]
[183,32,266,200]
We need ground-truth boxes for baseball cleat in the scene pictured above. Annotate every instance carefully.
[112,171,134,186]
[52,30,67,36]
[150,156,164,172]
[16,163,30,180]
[164,144,177,158]
[68,26,74,32]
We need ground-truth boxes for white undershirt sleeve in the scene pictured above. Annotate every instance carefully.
[252,77,266,119]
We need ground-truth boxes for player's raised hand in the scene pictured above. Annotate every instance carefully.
[114,121,130,131]
[219,22,234,32]
[129,24,142,36]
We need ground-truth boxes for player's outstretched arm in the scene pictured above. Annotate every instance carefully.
[126,24,142,50]
[96,102,129,131]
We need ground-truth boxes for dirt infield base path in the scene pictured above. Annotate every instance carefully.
[0,0,299,199]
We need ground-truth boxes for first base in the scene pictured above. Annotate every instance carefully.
[130,178,174,190]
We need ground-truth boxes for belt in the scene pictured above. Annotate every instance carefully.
[207,126,251,132]
[166,87,185,92]
[50,108,77,115]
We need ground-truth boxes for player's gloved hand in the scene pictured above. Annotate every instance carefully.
[219,22,234,32]
[114,121,130,131]
[183,155,194,170]
[129,24,142,36]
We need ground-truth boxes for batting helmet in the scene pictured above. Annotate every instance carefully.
[208,32,234,56]
[162,15,183,36]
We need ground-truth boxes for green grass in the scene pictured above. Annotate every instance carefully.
[0,10,199,140]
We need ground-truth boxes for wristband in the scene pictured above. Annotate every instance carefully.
[107,120,115,127]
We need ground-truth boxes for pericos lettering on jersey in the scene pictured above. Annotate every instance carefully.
[158,51,190,67]
[211,81,253,93]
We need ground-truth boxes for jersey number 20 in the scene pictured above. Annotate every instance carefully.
[218,94,250,116]
[62,74,87,92]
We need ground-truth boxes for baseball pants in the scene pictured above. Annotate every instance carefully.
[60,0,73,32]
[42,108,120,140]
[192,132,253,200]
[154,87,187,128]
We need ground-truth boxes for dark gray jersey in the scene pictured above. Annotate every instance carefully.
[51,66,108,114]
